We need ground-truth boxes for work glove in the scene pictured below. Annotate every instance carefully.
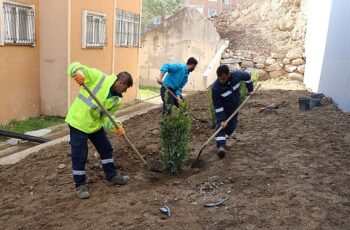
[74,71,85,86]
[115,125,125,137]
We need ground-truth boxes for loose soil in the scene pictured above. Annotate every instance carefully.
[1,79,350,229]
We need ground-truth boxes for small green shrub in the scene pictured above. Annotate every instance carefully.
[160,96,191,173]
[206,87,216,127]
[240,71,259,102]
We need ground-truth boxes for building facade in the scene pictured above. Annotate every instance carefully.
[0,0,141,124]
[184,0,245,17]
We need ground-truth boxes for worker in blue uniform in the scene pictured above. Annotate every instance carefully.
[211,65,254,158]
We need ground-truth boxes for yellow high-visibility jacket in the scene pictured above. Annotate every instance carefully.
[65,62,122,134]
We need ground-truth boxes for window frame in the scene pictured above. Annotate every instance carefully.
[82,10,107,49]
[223,0,229,5]
[0,0,36,46]
[115,9,141,48]
[208,8,217,17]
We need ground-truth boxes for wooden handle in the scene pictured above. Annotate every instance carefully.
[82,83,147,165]
[162,83,201,120]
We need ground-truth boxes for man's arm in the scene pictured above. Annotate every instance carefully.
[157,72,166,85]
[101,99,123,132]
[236,70,254,92]
[157,63,175,85]
[67,62,101,87]
[212,87,226,125]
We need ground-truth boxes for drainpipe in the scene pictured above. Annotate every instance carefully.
[112,0,117,73]
[136,0,142,100]
[67,0,72,108]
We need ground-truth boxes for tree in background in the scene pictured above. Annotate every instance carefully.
[142,0,184,24]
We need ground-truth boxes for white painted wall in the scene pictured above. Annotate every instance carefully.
[203,40,229,88]
[318,0,350,112]
[304,0,332,91]
[304,0,350,112]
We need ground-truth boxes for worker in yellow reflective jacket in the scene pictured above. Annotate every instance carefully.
[65,62,132,199]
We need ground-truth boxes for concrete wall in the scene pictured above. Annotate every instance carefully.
[40,0,69,116]
[204,40,229,88]
[0,0,40,124]
[304,0,332,92]
[139,8,221,91]
[304,0,350,112]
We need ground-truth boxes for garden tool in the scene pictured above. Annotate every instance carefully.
[162,83,209,123]
[204,197,229,207]
[191,84,261,168]
[81,83,147,166]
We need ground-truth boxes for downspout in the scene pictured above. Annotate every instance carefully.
[112,0,117,73]
[67,0,71,108]
[136,0,143,100]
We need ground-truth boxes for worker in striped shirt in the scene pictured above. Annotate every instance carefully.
[211,65,254,158]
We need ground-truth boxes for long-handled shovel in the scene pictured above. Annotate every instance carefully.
[82,83,147,166]
[162,83,209,123]
[191,84,261,168]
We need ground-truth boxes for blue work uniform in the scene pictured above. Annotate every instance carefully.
[211,70,254,148]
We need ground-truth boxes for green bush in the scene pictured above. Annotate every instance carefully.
[240,70,260,102]
[160,98,191,173]
[206,87,216,127]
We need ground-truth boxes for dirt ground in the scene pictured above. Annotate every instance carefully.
[1,79,350,230]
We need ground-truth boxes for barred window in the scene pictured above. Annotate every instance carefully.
[82,11,106,48]
[3,2,35,45]
[208,8,217,17]
[116,10,140,47]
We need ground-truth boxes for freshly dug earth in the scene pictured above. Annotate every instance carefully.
[1,79,350,229]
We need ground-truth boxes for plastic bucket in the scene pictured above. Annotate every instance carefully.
[310,98,322,108]
[298,97,311,110]
[310,93,324,99]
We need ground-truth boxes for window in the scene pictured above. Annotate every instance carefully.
[223,0,229,4]
[82,10,106,48]
[192,5,203,14]
[153,16,161,25]
[208,8,217,17]
[116,9,140,47]
[2,2,35,45]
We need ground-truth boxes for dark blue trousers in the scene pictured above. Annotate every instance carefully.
[160,86,183,115]
[215,108,238,148]
[69,125,116,187]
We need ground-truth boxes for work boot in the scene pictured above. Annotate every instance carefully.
[76,184,90,199]
[226,135,233,149]
[108,175,129,186]
[231,132,238,140]
[217,147,226,159]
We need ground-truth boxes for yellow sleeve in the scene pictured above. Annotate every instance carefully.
[67,62,101,86]
[101,98,123,132]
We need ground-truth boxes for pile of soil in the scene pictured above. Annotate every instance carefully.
[1,79,350,229]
